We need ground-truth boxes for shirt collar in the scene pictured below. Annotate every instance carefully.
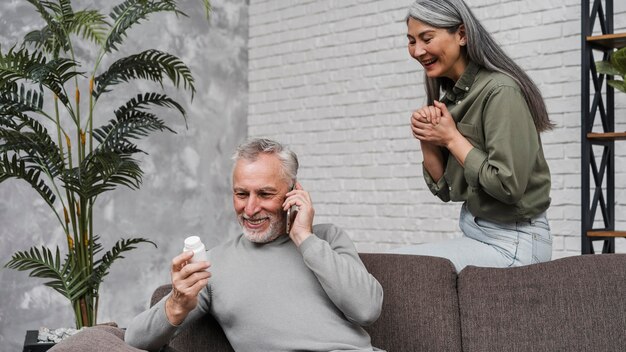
[443,61,480,102]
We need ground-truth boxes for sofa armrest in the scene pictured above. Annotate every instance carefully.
[150,284,235,352]
[151,284,173,307]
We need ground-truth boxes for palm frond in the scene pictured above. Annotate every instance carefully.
[0,47,79,106]
[4,246,91,301]
[93,49,195,99]
[86,151,143,189]
[43,0,74,21]
[91,235,103,256]
[24,1,71,56]
[0,84,44,114]
[26,0,56,25]
[92,238,156,285]
[0,154,56,205]
[105,0,187,53]
[0,46,46,87]
[115,92,186,120]
[62,165,115,199]
[93,111,174,154]
[23,27,57,54]
[62,152,143,198]
[68,10,110,47]
[201,0,212,19]
[0,111,64,177]
[29,57,83,104]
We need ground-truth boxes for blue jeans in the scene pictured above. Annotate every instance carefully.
[389,203,552,272]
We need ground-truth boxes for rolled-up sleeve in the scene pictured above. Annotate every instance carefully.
[423,163,451,202]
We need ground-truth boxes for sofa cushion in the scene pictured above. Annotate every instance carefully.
[457,254,626,352]
[48,326,143,352]
[360,253,462,352]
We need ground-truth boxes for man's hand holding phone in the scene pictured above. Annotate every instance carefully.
[283,182,315,247]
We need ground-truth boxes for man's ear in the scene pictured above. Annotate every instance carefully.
[458,24,467,46]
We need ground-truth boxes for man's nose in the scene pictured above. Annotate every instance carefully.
[244,195,260,216]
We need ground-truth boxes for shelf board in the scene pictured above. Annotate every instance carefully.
[587,132,626,141]
[587,230,626,238]
[586,33,626,49]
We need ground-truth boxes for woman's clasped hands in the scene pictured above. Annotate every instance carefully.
[410,100,459,148]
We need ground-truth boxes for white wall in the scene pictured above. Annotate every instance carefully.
[248,0,626,257]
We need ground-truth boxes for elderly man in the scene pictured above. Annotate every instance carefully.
[125,138,384,352]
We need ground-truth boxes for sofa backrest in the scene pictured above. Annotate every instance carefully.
[457,253,626,352]
[360,253,462,352]
[150,253,463,352]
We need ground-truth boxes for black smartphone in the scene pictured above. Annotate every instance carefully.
[285,183,296,234]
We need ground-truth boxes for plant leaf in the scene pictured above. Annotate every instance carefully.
[3,246,90,301]
[29,57,84,102]
[92,238,156,285]
[0,154,56,205]
[93,49,195,99]
[595,60,622,76]
[67,10,111,47]
[62,151,144,198]
[105,0,187,53]
[0,83,44,114]
[201,0,212,19]
[93,111,174,152]
[24,0,71,56]
[610,47,626,75]
[607,79,626,94]
[0,46,46,86]
[0,46,79,105]
[114,92,186,121]
[0,111,64,177]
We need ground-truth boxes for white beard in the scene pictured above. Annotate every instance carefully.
[239,213,285,244]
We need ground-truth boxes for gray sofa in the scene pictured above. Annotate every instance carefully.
[52,253,626,352]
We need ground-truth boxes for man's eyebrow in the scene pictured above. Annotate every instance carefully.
[233,186,279,192]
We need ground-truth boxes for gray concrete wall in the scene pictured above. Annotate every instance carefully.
[0,0,248,349]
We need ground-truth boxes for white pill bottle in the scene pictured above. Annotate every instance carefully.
[183,235,208,263]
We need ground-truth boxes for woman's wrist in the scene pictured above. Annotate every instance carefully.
[446,132,473,166]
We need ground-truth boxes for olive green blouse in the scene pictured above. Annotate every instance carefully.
[423,61,551,222]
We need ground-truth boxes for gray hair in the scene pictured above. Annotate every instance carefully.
[407,0,554,132]
[232,138,299,185]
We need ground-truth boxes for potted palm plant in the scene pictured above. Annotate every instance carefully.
[596,46,626,93]
[1,0,210,333]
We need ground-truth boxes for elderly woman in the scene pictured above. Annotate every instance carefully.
[390,0,554,272]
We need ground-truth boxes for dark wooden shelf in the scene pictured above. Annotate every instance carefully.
[587,132,626,141]
[586,33,626,49]
[587,230,626,238]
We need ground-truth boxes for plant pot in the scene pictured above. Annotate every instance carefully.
[23,330,55,352]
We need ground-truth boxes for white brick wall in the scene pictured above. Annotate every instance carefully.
[249,0,626,256]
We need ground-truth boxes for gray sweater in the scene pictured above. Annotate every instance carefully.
[126,223,384,352]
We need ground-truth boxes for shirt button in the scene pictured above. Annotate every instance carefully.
[456,100,461,104]
[465,87,469,91]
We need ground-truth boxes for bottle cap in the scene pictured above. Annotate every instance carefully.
[184,236,202,250]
